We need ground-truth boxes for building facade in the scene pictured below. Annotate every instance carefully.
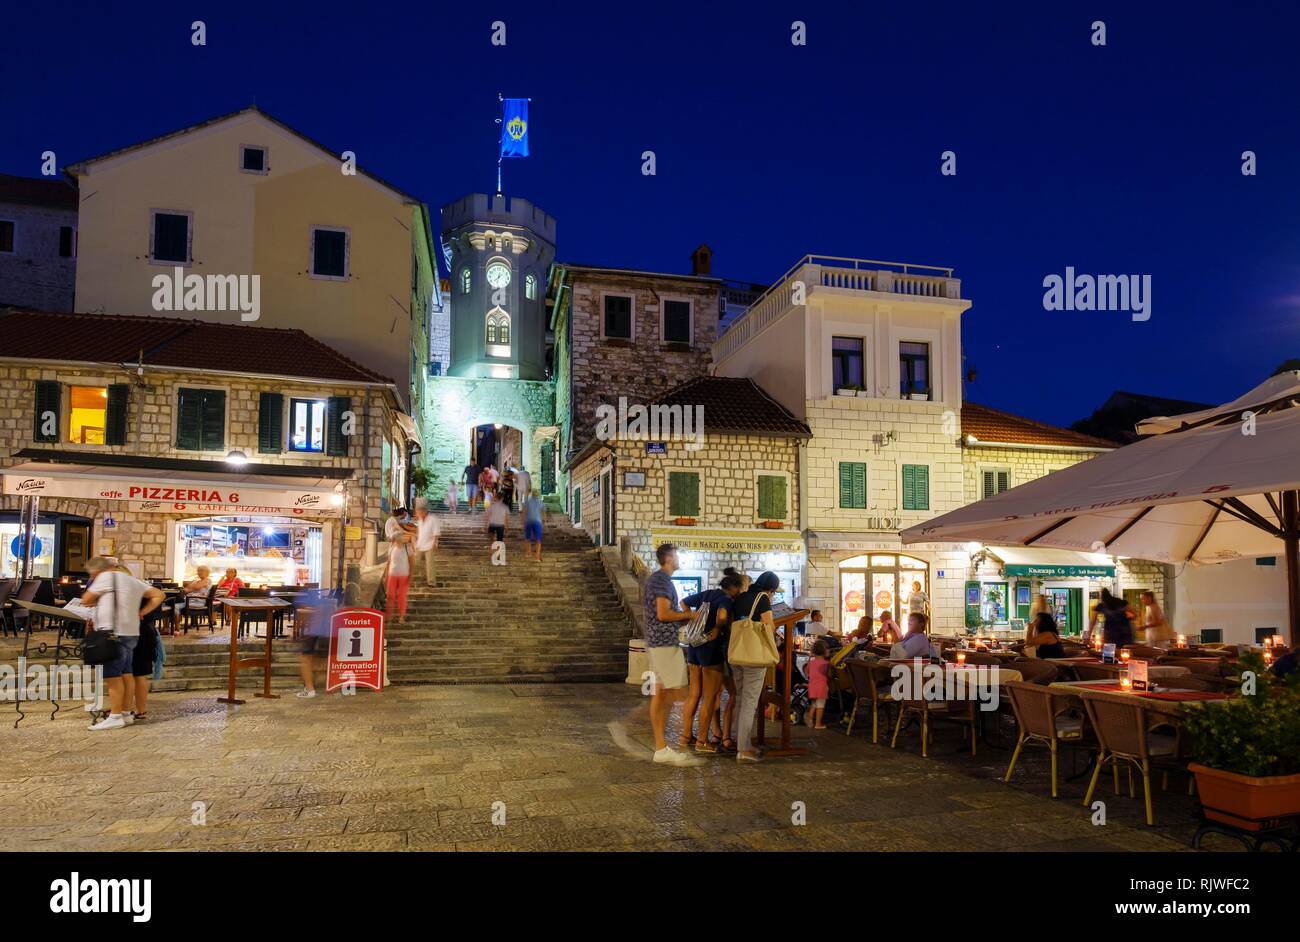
[0,173,78,312]
[0,308,412,587]
[64,106,435,464]
[713,255,1163,636]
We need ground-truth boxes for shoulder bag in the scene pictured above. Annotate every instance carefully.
[82,571,122,667]
[679,601,712,647]
[727,592,780,667]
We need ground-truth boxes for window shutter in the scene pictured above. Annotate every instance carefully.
[669,472,699,517]
[853,464,866,508]
[902,465,915,510]
[758,475,786,520]
[326,396,351,456]
[573,486,582,524]
[839,462,867,509]
[33,380,61,442]
[981,470,995,499]
[914,465,929,510]
[176,388,201,450]
[200,389,225,451]
[997,470,1010,494]
[105,384,129,445]
[258,393,284,454]
[838,463,853,508]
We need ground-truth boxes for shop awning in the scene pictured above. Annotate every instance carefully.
[986,546,1115,578]
[394,411,422,451]
[1,462,342,514]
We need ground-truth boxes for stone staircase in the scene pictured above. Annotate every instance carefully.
[151,640,302,693]
[386,507,632,684]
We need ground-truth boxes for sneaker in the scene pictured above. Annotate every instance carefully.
[122,712,135,726]
[295,688,317,699]
[87,714,126,731]
[654,747,705,767]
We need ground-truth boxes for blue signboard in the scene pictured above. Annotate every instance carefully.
[9,535,43,558]
[103,516,117,529]
[646,442,667,455]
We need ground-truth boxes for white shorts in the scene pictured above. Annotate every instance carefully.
[646,645,689,690]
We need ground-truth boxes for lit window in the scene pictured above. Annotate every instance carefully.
[525,273,537,300]
[486,310,511,347]
[289,398,326,452]
[68,386,107,444]
[460,268,472,293]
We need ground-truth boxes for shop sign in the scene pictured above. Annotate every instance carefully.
[1003,564,1115,578]
[326,608,385,692]
[650,527,805,555]
[0,471,334,512]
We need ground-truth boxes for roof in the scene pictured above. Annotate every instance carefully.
[653,376,811,438]
[962,401,1114,450]
[557,262,722,284]
[1099,390,1213,414]
[64,105,421,206]
[0,173,78,210]
[0,307,394,386]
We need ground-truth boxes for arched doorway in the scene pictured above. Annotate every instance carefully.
[838,552,929,633]
[472,422,524,472]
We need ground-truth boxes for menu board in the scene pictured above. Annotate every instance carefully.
[1129,659,1150,691]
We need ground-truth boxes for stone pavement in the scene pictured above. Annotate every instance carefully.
[0,684,1196,852]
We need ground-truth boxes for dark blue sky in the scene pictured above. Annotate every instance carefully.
[5,1,1298,426]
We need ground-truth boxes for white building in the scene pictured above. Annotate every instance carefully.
[713,255,1165,637]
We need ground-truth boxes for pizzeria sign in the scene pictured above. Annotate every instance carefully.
[1,469,336,513]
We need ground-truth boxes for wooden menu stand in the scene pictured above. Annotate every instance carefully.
[756,607,810,758]
[217,597,291,705]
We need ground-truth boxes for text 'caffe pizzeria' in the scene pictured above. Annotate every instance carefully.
[1,460,349,587]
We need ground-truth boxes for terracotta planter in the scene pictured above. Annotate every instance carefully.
[1189,763,1300,831]
[673,517,697,526]
[761,520,784,529]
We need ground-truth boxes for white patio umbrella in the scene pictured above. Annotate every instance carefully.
[902,373,1300,644]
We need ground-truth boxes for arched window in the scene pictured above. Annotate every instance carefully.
[525,273,537,300]
[460,268,471,293]
[486,309,511,348]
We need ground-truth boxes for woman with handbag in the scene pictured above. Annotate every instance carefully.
[727,571,782,763]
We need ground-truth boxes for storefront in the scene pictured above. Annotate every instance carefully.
[648,526,806,607]
[972,547,1117,637]
[837,552,930,633]
[0,510,93,579]
[173,517,324,587]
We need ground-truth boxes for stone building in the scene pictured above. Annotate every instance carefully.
[0,308,414,586]
[566,376,809,601]
[0,173,78,312]
[550,260,721,503]
[713,254,1163,637]
[421,194,558,497]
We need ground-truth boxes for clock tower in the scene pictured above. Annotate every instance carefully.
[441,193,556,380]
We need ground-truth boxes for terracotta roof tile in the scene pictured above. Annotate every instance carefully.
[650,376,811,438]
[0,307,393,386]
[961,401,1114,449]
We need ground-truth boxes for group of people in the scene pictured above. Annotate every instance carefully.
[383,500,442,624]
[459,461,532,514]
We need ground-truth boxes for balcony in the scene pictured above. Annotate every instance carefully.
[713,255,961,364]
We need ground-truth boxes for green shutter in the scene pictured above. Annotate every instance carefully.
[326,396,351,457]
[573,485,582,524]
[903,464,929,511]
[200,389,225,451]
[757,474,786,520]
[258,393,284,454]
[669,471,699,517]
[176,388,201,450]
[105,384,129,445]
[838,462,866,509]
[34,380,61,442]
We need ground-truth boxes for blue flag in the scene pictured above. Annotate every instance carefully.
[500,99,530,158]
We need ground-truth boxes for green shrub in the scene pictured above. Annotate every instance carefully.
[1183,650,1300,778]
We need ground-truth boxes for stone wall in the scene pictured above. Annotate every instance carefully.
[961,444,1101,503]
[420,375,555,500]
[0,200,76,312]
[565,269,719,450]
[0,361,408,580]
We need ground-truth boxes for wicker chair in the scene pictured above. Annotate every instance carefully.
[1003,681,1084,797]
[844,659,897,743]
[1079,692,1180,825]
[1072,662,1116,681]
[889,664,978,758]
[1125,644,1165,660]
[1010,658,1060,686]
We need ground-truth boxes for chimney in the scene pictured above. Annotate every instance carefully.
[690,243,712,276]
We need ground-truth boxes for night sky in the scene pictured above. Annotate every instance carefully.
[4,1,1298,426]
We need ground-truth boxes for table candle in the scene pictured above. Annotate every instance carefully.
[1264,648,1273,664]
[1177,634,1186,648]
[1120,649,1131,662]
[1120,674,1133,691]
[1273,634,1285,648]
[956,651,966,665]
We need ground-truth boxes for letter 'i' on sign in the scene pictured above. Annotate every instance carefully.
[1241,151,1256,175]
[641,151,656,176]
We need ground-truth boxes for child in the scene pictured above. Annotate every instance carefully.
[523,493,544,561]
[446,477,459,513]
[805,638,831,729]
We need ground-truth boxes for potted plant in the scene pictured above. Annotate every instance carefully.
[909,390,930,401]
[1183,650,1300,831]
[673,516,697,526]
[855,387,870,398]
[761,520,784,529]
[835,384,860,397]
[410,464,432,501]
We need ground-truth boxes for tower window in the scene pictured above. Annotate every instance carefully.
[460,268,472,293]
[486,310,511,348]
[525,273,537,300]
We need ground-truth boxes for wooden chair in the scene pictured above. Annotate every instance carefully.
[1079,692,1180,826]
[844,659,897,743]
[1010,658,1060,685]
[1003,681,1085,797]
[183,586,218,633]
[889,663,978,758]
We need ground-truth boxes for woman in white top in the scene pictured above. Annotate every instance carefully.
[384,508,414,624]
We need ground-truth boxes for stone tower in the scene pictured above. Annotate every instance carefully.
[440,193,557,380]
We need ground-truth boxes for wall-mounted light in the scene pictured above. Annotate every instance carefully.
[225,450,249,466]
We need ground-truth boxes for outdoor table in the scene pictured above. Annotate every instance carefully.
[756,607,811,758]
[216,597,291,705]
[1050,679,1231,719]
[12,600,90,726]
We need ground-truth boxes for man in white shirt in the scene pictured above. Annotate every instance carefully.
[81,557,164,731]
[411,498,440,587]
[805,609,830,638]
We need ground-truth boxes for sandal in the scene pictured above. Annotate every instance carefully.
[132,713,148,722]
[694,741,718,754]
[717,739,737,754]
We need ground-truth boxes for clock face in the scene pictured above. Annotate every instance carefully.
[486,262,512,289]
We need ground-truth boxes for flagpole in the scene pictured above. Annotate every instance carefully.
[496,93,504,195]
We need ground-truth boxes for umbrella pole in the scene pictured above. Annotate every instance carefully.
[1285,491,1300,648]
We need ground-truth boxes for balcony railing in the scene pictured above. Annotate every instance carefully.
[713,255,961,364]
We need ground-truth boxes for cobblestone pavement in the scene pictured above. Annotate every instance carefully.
[0,684,1198,852]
